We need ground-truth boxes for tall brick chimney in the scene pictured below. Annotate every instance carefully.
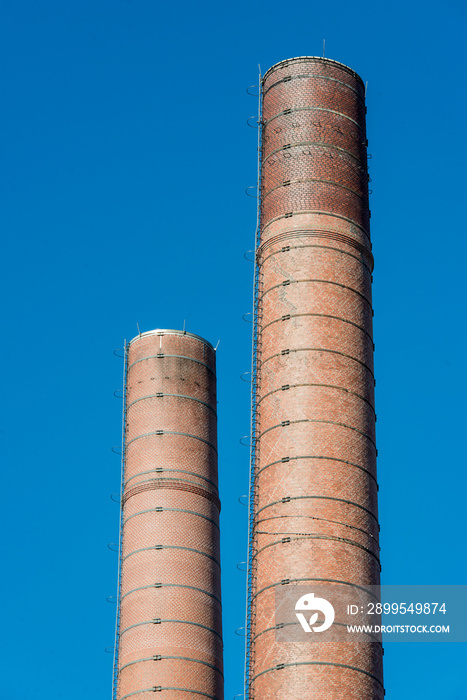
[247,57,383,699]
[115,329,223,700]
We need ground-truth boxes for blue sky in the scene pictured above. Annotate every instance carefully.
[1,1,466,698]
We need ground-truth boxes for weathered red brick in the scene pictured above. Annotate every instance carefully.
[249,57,383,700]
[117,330,223,700]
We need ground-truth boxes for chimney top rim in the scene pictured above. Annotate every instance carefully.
[128,329,214,350]
[262,56,364,86]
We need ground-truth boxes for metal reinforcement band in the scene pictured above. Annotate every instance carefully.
[124,468,219,490]
[257,382,375,413]
[262,73,364,100]
[261,211,370,242]
[251,661,383,687]
[258,418,377,450]
[119,618,222,640]
[123,479,221,509]
[251,576,379,602]
[252,534,380,563]
[260,311,374,342]
[255,455,377,484]
[262,141,366,167]
[254,518,378,541]
[258,240,373,274]
[263,106,364,130]
[252,620,381,644]
[259,278,372,307]
[122,544,220,567]
[125,430,218,455]
[128,354,214,374]
[123,507,220,529]
[127,393,217,415]
[119,655,224,676]
[121,582,222,605]
[256,230,373,269]
[260,346,375,378]
[120,688,219,700]
[255,495,378,522]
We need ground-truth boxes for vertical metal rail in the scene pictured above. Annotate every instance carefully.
[112,341,128,700]
[244,68,262,700]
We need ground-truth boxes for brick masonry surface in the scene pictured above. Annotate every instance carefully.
[117,330,223,700]
[248,57,384,700]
